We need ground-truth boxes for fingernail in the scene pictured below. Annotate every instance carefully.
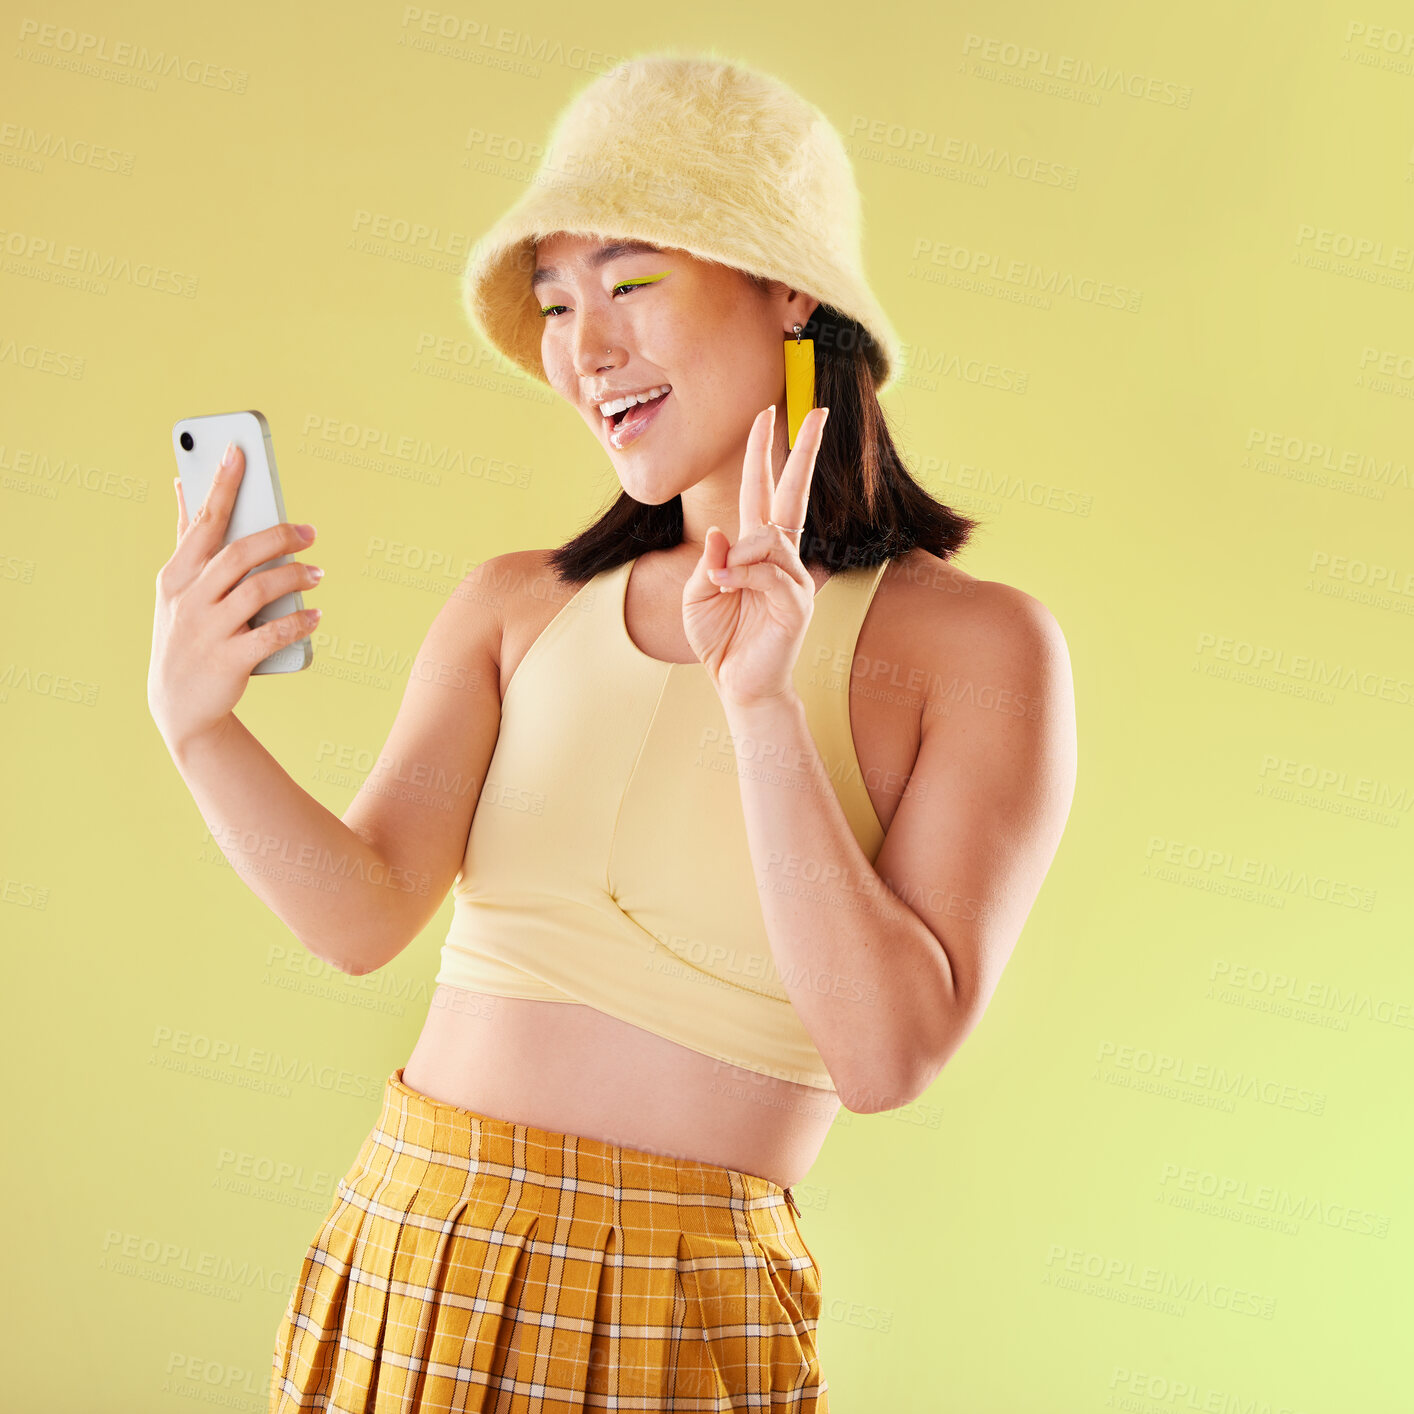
[221,440,238,469]
[709,567,728,582]
[296,523,316,542]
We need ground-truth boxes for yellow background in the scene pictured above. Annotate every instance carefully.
[5,2,1412,1409]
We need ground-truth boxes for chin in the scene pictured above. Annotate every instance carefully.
[604,422,731,505]
[611,459,695,506]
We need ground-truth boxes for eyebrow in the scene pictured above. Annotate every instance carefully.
[531,239,664,292]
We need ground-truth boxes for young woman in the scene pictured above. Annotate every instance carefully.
[149,53,1075,1412]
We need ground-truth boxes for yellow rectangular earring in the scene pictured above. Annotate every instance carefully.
[783,323,815,450]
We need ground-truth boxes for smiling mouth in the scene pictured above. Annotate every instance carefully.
[603,387,672,448]
[607,388,669,428]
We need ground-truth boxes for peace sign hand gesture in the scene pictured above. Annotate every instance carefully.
[683,403,830,709]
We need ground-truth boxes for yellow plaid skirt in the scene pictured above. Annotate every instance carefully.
[269,1067,828,1411]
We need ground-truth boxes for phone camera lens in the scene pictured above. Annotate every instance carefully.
[179,431,195,451]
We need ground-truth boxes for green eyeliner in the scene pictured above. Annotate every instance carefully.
[538,271,671,317]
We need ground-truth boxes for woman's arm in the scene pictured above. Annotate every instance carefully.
[723,578,1077,1115]
[163,561,506,977]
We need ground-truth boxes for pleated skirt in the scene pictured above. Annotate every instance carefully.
[269,1067,829,1411]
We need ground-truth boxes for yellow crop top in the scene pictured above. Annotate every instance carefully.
[434,552,890,1092]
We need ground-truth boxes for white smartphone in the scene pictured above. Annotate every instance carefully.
[171,409,313,675]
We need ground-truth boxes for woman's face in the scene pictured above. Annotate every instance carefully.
[534,232,818,509]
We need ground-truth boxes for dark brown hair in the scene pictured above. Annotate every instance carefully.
[546,279,982,582]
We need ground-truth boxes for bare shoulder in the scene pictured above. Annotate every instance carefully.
[877,546,1069,660]
[453,548,592,701]
[872,548,1073,730]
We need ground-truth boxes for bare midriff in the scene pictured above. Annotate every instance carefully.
[401,550,932,1191]
[402,991,842,1189]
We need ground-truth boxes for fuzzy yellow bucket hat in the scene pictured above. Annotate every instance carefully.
[460,50,904,394]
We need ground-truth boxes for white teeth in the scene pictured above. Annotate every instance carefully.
[598,385,670,418]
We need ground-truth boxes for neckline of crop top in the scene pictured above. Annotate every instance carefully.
[505,552,888,705]
[619,554,850,669]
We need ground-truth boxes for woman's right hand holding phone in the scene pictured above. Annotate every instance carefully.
[148,440,324,755]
